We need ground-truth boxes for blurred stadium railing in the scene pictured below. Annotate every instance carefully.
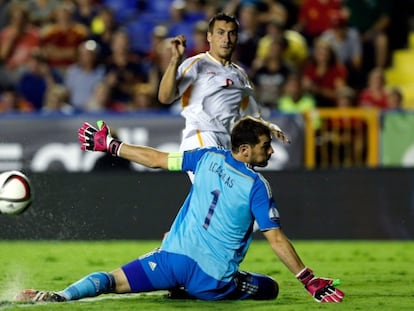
[304,108,380,169]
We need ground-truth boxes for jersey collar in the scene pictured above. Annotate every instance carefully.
[206,52,232,67]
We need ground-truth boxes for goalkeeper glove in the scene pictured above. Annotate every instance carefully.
[296,267,344,303]
[78,120,123,156]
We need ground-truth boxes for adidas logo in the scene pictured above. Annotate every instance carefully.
[148,261,157,271]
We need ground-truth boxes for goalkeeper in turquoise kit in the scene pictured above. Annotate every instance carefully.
[15,117,344,303]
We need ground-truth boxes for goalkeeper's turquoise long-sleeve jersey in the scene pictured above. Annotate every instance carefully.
[161,147,281,283]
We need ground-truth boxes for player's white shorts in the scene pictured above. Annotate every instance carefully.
[179,128,231,152]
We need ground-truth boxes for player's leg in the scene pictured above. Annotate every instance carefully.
[15,271,117,302]
[58,271,116,300]
[56,249,174,300]
[58,267,141,300]
[15,250,174,303]
[111,268,131,293]
[224,271,279,300]
[120,249,181,293]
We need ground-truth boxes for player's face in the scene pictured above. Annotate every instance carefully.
[207,20,238,63]
[249,135,274,167]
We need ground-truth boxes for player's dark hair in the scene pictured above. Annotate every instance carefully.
[231,117,271,152]
[208,12,239,33]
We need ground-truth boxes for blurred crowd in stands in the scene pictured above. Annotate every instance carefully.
[0,0,412,115]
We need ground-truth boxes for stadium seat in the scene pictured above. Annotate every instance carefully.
[391,50,414,70]
[102,0,139,23]
[142,0,173,22]
[385,32,414,109]
[125,17,156,55]
[168,20,197,50]
[385,68,414,85]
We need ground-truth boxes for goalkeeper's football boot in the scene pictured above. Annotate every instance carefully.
[14,289,66,303]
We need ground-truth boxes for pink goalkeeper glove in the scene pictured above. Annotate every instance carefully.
[296,267,344,303]
[78,120,123,156]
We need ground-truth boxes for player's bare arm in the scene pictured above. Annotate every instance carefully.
[263,228,305,275]
[158,35,186,104]
[118,143,168,169]
[263,228,344,302]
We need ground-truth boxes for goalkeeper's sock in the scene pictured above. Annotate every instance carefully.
[59,272,115,301]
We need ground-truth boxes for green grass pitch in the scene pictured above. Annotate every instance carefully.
[0,240,413,310]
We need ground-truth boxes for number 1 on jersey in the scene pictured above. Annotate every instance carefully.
[203,189,220,229]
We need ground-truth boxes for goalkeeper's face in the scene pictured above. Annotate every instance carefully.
[249,135,274,167]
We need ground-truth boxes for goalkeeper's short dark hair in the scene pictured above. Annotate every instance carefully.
[231,117,271,152]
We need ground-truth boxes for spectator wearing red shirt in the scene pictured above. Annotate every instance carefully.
[0,2,40,88]
[40,2,89,74]
[320,11,363,90]
[294,0,342,47]
[302,37,348,107]
[358,67,389,109]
